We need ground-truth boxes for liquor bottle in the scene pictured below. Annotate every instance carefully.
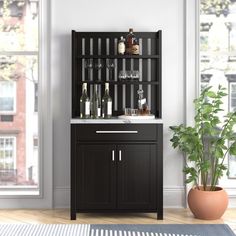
[102,83,112,119]
[80,83,90,118]
[91,84,101,119]
[132,38,139,55]
[118,36,125,55]
[125,28,136,54]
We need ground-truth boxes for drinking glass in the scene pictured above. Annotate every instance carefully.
[131,109,138,116]
[84,59,93,80]
[106,59,115,81]
[94,59,104,70]
[124,108,132,116]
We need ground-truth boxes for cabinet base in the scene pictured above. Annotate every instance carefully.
[71,210,163,220]
[71,212,76,220]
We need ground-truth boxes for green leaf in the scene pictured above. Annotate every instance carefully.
[218,92,228,97]
[206,91,217,98]
[215,148,224,158]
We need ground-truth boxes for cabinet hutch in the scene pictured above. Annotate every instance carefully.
[71,30,163,220]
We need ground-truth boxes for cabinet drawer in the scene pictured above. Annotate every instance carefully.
[73,124,157,141]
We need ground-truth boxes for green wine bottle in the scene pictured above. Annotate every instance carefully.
[91,84,101,119]
[102,83,112,119]
[80,83,90,118]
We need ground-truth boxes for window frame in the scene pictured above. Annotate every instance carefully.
[185,0,236,204]
[0,0,39,192]
[0,80,16,115]
[0,0,53,207]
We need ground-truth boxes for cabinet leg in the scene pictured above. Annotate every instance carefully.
[71,211,76,220]
[157,210,163,220]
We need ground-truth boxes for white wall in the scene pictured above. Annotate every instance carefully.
[51,0,185,208]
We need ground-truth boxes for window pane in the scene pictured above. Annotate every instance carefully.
[0,80,15,112]
[229,155,236,178]
[0,97,14,111]
[200,0,236,178]
[231,83,236,111]
[0,55,39,187]
[0,0,39,51]
[0,137,15,184]
[0,0,39,192]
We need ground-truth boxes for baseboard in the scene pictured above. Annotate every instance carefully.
[53,186,71,208]
[225,187,236,208]
[163,186,186,208]
[53,185,186,208]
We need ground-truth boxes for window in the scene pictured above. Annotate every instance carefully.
[230,82,236,111]
[0,137,16,170]
[0,136,17,185]
[0,80,16,113]
[229,155,236,178]
[199,0,236,180]
[0,0,39,193]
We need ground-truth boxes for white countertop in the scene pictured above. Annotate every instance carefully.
[70,118,163,124]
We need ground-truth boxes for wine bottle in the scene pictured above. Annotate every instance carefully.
[80,83,90,119]
[91,84,101,119]
[118,36,125,55]
[102,83,112,119]
[126,28,135,54]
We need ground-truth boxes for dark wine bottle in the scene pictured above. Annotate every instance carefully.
[126,28,135,54]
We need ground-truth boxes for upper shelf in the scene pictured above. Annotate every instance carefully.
[77,55,159,59]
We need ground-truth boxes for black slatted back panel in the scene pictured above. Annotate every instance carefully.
[72,31,162,118]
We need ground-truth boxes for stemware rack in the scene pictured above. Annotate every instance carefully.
[72,30,162,118]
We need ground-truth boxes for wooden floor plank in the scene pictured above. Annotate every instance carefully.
[0,209,235,233]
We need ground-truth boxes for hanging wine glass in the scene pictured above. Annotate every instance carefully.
[94,59,104,71]
[94,59,104,82]
[106,59,115,81]
[84,59,93,81]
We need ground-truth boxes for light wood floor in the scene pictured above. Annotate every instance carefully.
[0,209,235,233]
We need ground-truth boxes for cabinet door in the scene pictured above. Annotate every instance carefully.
[117,144,157,210]
[77,144,116,209]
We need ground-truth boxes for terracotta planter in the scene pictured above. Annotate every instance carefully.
[188,186,228,220]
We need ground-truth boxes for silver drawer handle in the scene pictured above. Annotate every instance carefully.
[119,150,122,161]
[96,131,138,134]
[112,150,115,161]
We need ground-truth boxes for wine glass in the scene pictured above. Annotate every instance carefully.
[94,59,104,70]
[106,59,115,81]
[84,59,93,80]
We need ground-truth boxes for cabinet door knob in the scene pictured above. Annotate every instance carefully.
[119,150,122,161]
[112,150,115,161]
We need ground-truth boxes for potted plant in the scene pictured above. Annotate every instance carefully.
[170,85,236,220]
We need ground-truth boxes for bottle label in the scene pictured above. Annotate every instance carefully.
[97,107,101,117]
[107,101,112,115]
[85,101,90,115]
[118,42,125,54]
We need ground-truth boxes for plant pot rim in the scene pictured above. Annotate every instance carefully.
[191,186,224,192]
